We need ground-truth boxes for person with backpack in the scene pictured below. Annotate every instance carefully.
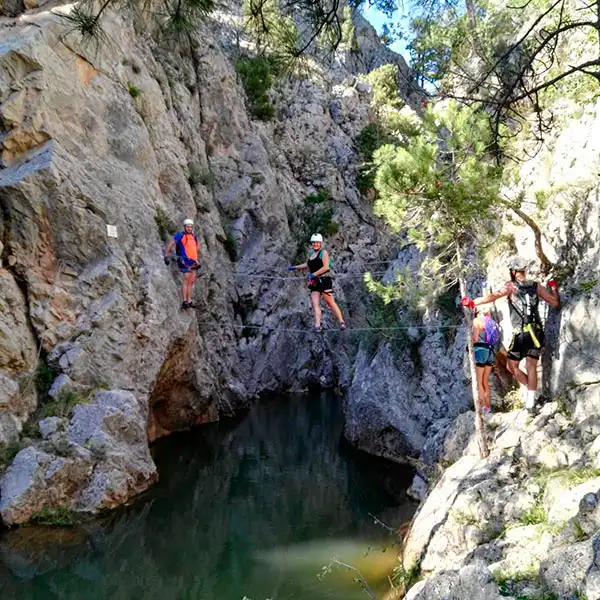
[164,218,200,309]
[288,233,346,331]
[472,308,501,414]
[462,257,560,410]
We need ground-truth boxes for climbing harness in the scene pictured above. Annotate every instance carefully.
[507,281,543,349]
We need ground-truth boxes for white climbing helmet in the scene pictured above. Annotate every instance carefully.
[183,218,194,226]
[310,233,323,243]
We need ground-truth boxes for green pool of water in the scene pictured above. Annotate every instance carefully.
[1,393,415,600]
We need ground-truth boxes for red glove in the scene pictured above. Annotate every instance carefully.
[548,279,558,289]
[461,296,475,309]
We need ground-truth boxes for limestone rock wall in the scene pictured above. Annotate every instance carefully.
[0,2,439,522]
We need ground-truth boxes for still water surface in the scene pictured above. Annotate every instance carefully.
[1,393,415,600]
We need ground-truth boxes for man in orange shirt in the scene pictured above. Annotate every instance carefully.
[164,218,200,309]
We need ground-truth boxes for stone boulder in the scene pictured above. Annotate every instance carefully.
[0,390,157,524]
[404,565,514,600]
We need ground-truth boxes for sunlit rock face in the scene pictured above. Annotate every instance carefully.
[0,1,428,520]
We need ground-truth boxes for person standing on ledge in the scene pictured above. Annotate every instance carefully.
[164,218,200,309]
[472,308,501,415]
[288,233,346,331]
[462,257,560,411]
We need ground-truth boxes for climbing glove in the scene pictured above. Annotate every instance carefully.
[461,296,475,309]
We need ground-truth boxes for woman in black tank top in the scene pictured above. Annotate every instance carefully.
[288,234,346,331]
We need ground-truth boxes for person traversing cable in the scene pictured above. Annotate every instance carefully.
[164,218,200,309]
[288,233,346,331]
[472,308,501,415]
[462,257,560,411]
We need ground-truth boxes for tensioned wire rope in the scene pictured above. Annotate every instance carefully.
[230,323,466,334]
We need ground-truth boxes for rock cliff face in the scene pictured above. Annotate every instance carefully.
[0,2,452,523]
[400,97,600,599]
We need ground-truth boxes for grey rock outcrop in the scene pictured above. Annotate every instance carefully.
[0,1,428,520]
[404,564,515,600]
[0,390,156,524]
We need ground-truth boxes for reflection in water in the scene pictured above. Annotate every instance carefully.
[0,393,415,600]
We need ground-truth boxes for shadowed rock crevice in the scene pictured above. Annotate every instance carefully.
[148,329,217,441]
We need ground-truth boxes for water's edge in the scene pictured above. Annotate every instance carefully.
[1,393,416,600]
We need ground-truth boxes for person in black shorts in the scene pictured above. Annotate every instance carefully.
[288,233,346,331]
[464,257,560,410]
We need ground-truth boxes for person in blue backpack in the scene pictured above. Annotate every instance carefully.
[288,233,346,331]
[164,218,200,309]
[472,308,501,414]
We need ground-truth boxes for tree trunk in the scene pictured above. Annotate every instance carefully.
[456,246,489,459]
[510,205,554,276]
[465,0,478,30]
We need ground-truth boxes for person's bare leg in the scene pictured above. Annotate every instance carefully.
[507,359,528,387]
[310,292,322,327]
[189,272,197,303]
[183,273,191,302]
[181,276,188,303]
[525,357,539,391]
[322,293,344,323]
[476,366,485,409]
[482,365,493,409]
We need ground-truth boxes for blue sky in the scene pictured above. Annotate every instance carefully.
[361,3,411,61]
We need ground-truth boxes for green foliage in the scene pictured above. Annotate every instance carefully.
[21,421,41,439]
[243,0,299,58]
[0,441,22,467]
[224,230,239,262]
[155,208,176,242]
[128,83,141,98]
[356,165,376,194]
[39,391,87,420]
[356,123,394,161]
[293,190,339,260]
[188,163,215,188]
[408,14,462,86]
[235,56,277,121]
[356,292,411,359]
[364,64,404,112]
[355,113,421,195]
[548,466,600,489]
[576,278,599,295]
[519,502,547,526]
[392,564,422,595]
[373,101,501,246]
[451,508,479,526]
[501,389,523,412]
[35,359,59,402]
[340,6,358,51]
[29,506,75,527]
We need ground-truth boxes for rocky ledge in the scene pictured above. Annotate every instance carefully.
[0,391,156,525]
[400,381,600,600]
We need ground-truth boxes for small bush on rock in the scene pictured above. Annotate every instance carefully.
[128,83,141,98]
[39,391,87,420]
[30,506,75,527]
[235,56,277,121]
[0,442,22,468]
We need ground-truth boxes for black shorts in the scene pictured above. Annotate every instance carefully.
[308,276,333,294]
[508,328,545,361]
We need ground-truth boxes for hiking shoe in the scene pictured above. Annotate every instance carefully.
[339,322,347,331]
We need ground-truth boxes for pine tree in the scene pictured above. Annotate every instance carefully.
[371,101,503,458]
